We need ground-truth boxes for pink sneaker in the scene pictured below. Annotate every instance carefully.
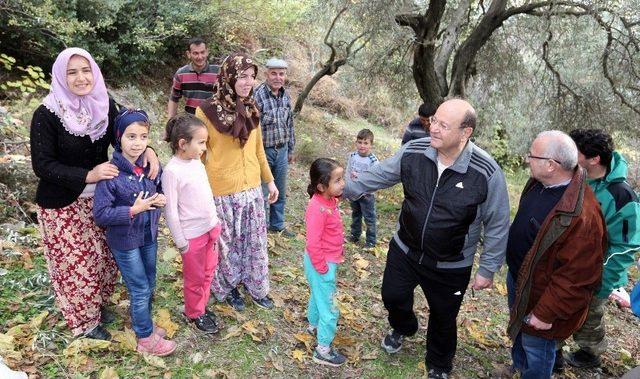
[609,287,631,308]
[137,333,176,356]
[154,325,167,337]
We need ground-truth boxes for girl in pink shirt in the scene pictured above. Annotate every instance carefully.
[162,114,221,334]
[304,158,347,367]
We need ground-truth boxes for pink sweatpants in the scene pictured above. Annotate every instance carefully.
[182,224,221,319]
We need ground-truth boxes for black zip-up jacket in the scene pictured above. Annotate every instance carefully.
[343,138,510,278]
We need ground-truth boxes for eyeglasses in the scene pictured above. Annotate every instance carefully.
[429,116,464,131]
[526,152,561,164]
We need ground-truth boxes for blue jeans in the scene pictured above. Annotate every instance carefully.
[111,243,157,338]
[511,331,556,379]
[350,194,377,245]
[263,145,288,230]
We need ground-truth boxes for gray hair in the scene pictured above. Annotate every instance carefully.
[537,130,578,171]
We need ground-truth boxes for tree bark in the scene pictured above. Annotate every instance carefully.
[293,60,345,114]
[399,0,447,109]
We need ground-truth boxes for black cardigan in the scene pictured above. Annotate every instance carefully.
[30,98,119,209]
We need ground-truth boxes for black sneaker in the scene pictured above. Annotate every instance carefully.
[364,242,376,249]
[312,346,347,367]
[186,313,219,334]
[252,295,274,310]
[83,324,111,341]
[553,348,565,373]
[226,288,245,312]
[381,329,404,354]
[427,367,449,379]
[100,306,116,324]
[566,349,601,368]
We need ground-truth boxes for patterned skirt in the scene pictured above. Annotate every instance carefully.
[211,186,270,301]
[37,197,118,336]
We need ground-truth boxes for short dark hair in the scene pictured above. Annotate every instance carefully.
[356,128,374,143]
[418,103,437,118]
[569,129,614,168]
[460,110,476,130]
[187,37,206,51]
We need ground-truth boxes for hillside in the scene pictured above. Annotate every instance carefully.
[0,95,639,378]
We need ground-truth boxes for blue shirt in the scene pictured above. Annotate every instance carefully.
[254,82,295,152]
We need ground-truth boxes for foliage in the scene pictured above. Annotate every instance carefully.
[0,0,308,82]
[0,53,49,98]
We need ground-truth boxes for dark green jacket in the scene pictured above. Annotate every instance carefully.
[589,151,640,299]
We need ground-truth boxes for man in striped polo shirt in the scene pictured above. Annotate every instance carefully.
[167,37,219,117]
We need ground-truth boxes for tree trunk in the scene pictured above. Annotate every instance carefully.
[293,61,344,114]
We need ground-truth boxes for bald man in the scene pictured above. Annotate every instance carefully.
[343,98,510,378]
[505,131,605,378]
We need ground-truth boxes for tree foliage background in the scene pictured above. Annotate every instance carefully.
[1,0,639,161]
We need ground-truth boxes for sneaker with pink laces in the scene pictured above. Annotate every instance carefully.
[137,333,176,356]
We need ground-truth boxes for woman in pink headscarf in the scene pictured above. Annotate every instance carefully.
[30,48,159,340]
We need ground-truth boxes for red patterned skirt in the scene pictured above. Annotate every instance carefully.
[36,197,118,336]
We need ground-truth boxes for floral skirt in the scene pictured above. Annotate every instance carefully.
[211,186,270,301]
[37,197,118,336]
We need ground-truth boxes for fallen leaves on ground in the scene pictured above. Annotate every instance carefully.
[155,309,179,338]
[111,328,137,352]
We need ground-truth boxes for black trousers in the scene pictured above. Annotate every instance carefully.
[381,239,472,372]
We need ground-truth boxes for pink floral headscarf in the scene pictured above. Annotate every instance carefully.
[43,47,109,142]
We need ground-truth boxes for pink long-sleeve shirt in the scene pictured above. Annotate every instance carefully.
[162,156,219,249]
[305,193,344,274]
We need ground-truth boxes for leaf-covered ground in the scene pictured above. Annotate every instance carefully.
[1,108,639,378]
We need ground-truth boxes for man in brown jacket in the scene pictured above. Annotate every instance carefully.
[505,130,606,378]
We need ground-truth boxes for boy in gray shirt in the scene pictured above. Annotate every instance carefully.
[346,129,378,247]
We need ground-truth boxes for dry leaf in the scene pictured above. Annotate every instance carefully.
[291,349,306,362]
[155,309,179,338]
[283,308,296,323]
[99,366,119,379]
[63,338,111,356]
[353,257,369,270]
[293,333,314,351]
[362,350,378,360]
[221,326,243,340]
[143,353,167,368]
[162,247,179,262]
[111,328,137,351]
[494,281,507,296]
[190,352,204,364]
[29,310,49,330]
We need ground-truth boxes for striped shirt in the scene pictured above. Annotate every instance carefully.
[254,82,295,152]
[169,63,219,114]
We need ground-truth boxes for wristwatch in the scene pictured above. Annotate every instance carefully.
[523,314,532,325]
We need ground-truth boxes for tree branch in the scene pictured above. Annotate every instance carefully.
[434,0,470,96]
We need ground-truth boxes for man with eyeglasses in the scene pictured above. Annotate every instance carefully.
[343,98,510,379]
[505,130,606,379]
[559,129,640,370]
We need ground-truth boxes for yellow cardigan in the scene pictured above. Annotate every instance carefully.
[196,108,274,197]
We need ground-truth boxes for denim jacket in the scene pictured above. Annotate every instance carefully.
[93,150,162,251]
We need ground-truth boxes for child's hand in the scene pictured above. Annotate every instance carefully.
[130,191,159,216]
[350,171,358,180]
[179,243,189,253]
[152,193,167,207]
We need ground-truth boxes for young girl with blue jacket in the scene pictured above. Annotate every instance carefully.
[93,108,176,356]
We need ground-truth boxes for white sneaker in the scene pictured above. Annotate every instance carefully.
[609,287,631,308]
